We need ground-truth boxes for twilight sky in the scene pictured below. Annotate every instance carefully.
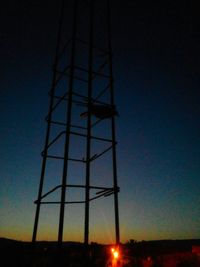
[0,0,200,244]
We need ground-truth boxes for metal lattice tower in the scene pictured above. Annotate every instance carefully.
[32,0,120,247]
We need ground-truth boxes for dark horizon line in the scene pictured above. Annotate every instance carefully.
[1,236,200,245]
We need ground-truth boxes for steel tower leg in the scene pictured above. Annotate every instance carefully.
[84,0,94,247]
[32,0,65,243]
[107,0,120,245]
[58,0,78,245]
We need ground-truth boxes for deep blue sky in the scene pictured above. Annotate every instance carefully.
[0,0,200,243]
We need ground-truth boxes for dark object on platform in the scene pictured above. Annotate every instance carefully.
[80,104,119,119]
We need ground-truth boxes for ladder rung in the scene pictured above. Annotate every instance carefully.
[75,65,110,79]
[71,124,87,130]
[53,94,87,106]
[70,131,114,143]
[72,91,109,106]
[47,120,87,130]
[38,201,85,204]
[56,70,89,83]
[76,37,109,55]
[49,120,67,127]
[45,155,64,160]
[35,184,115,203]
[43,154,86,163]
[68,158,86,163]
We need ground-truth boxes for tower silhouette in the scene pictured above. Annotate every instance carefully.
[32,0,120,247]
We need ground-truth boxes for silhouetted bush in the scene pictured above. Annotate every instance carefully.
[177,256,200,267]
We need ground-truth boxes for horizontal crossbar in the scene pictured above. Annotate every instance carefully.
[34,185,119,205]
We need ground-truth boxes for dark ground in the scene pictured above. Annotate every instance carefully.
[1,238,200,267]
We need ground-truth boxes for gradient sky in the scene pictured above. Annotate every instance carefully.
[0,0,200,244]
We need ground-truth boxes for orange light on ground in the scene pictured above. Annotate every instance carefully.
[113,251,119,259]
[111,247,120,259]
